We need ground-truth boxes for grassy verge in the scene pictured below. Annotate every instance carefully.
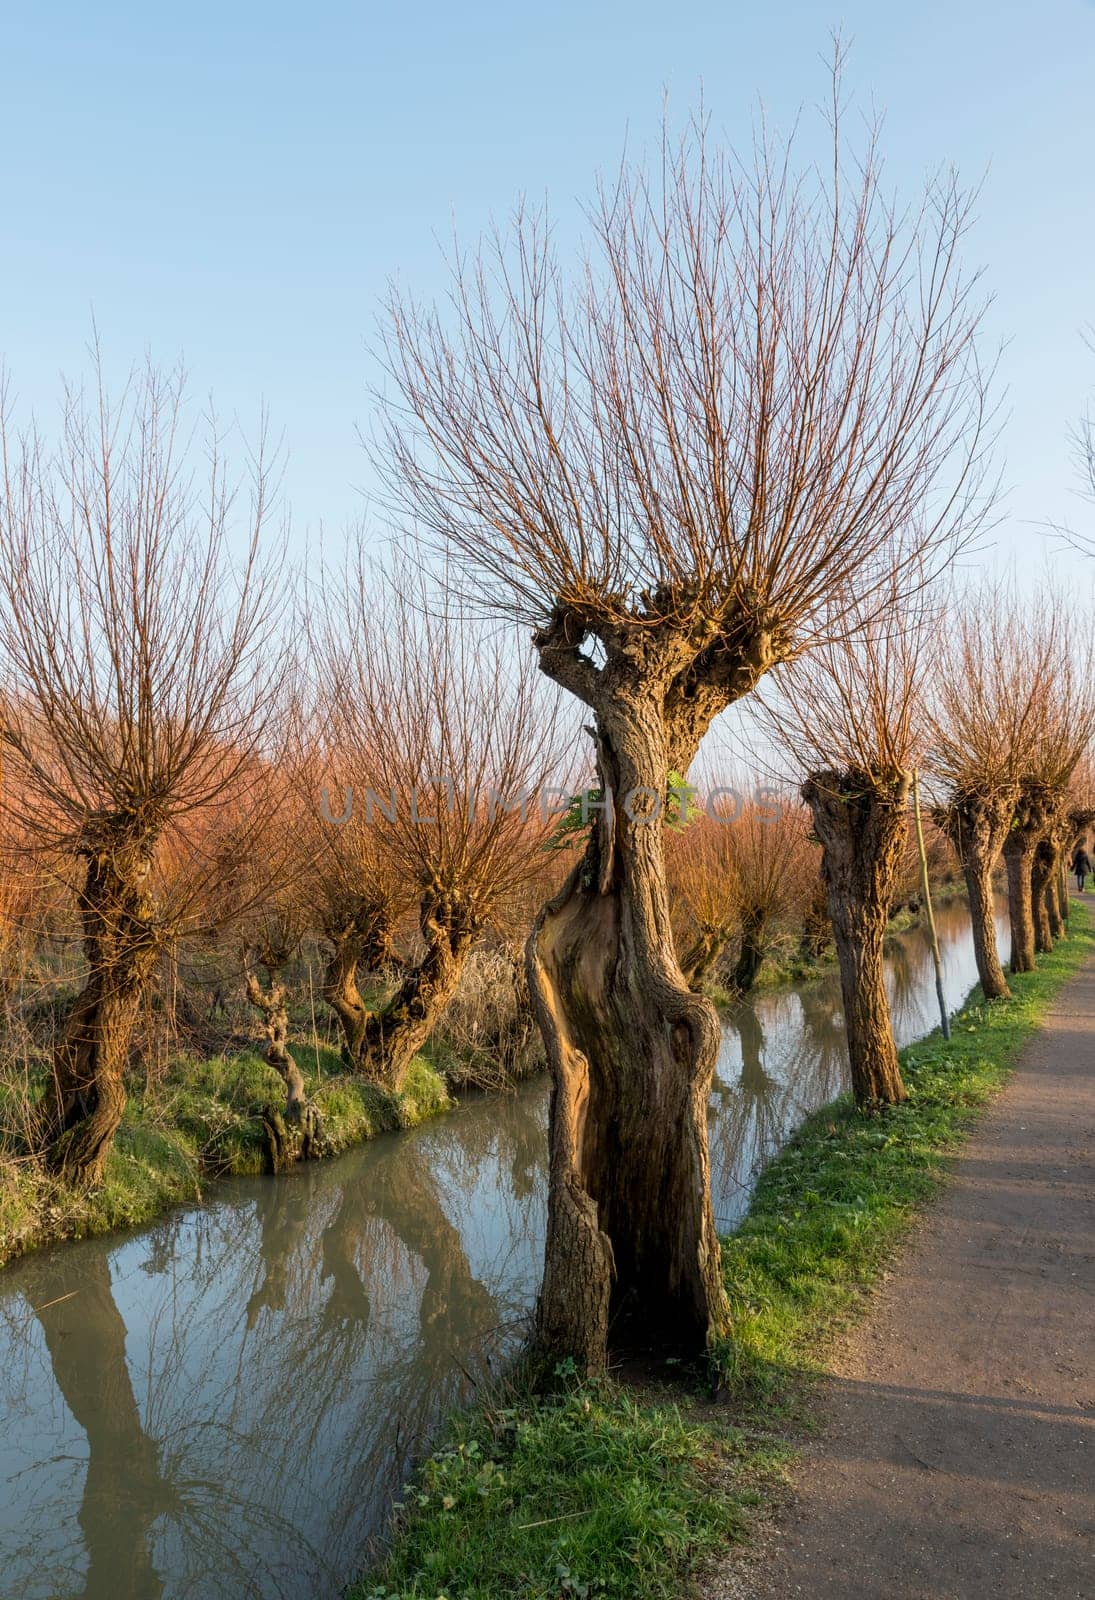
[355,904,1093,1600]
[0,1047,450,1269]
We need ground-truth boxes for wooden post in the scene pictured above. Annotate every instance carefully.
[913,770,950,1041]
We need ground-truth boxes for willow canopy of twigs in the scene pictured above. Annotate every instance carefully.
[375,86,995,683]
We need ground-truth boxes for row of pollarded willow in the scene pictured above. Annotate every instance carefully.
[186,568,569,1157]
[927,587,1095,992]
[374,70,995,1369]
[925,586,1052,1001]
[745,579,1095,1123]
[0,367,567,1186]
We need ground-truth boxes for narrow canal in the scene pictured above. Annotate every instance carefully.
[0,897,1006,1599]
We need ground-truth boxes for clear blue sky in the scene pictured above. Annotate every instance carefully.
[2,1,1094,572]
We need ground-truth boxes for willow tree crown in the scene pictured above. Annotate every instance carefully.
[375,91,994,720]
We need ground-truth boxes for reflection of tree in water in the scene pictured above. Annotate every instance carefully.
[33,1251,173,1600]
[10,1233,325,1600]
[709,987,848,1226]
[885,928,923,1036]
[227,1126,527,1579]
[709,898,994,1228]
[3,1086,548,1600]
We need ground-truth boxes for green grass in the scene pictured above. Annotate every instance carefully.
[716,903,1095,1398]
[357,904,1093,1600]
[353,1382,769,1600]
[0,1045,451,1268]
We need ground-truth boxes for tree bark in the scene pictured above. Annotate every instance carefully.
[320,900,395,1066]
[1032,834,1062,948]
[803,769,910,1109]
[935,791,1015,1002]
[39,831,159,1184]
[731,908,769,993]
[679,923,734,988]
[1045,810,1074,939]
[355,895,474,1091]
[527,695,729,1374]
[1057,859,1070,928]
[1002,785,1055,974]
[244,964,326,1172]
[1004,842,1037,972]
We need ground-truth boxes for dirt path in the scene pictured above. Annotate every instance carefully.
[718,951,1095,1600]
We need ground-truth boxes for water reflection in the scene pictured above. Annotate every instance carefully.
[1,1107,546,1599]
[710,895,1009,1228]
[0,896,1004,1599]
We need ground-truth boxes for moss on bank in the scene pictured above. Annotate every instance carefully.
[355,904,1093,1599]
[0,1047,450,1269]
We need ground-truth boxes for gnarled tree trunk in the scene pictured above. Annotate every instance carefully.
[40,830,159,1184]
[1002,785,1055,974]
[355,893,475,1090]
[1031,842,1055,954]
[803,769,910,1109]
[321,900,396,1066]
[935,790,1016,1002]
[679,922,735,988]
[527,695,729,1374]
[1056,859,1070,929]
[731,907,769,993]
[244,964,326,1172]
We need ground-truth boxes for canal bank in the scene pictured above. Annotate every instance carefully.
[358,906,1095,1600]
[0,897,1063,1599]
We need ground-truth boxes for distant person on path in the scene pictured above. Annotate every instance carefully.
[1072,843,1092,891]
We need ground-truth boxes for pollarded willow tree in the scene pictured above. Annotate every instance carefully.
[374,85,993,1367]
[925,585,1050,1001]
[299,748,410,1070]
[667,807,743,988]
[756,580,933,1109]
[0,360,281,1182]
[1001,611,1095,973]
[311,564,562,1091]
[723,799,818,993]
[669,794,817,992]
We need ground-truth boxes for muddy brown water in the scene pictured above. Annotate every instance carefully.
[0,898,1007,1599]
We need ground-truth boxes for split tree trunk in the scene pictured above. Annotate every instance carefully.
[321,901,396,1066]
[244,964,326,1172]
[527,696,729,1374]
[935,791,1016,1002]
[354,896,474,1091]
[1002,785,1055,975]
[679,923,734,989]
[731,908,769,993]
[802,769,910,1109]
[1031,838,1057,953]
[40,833,159,1184]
